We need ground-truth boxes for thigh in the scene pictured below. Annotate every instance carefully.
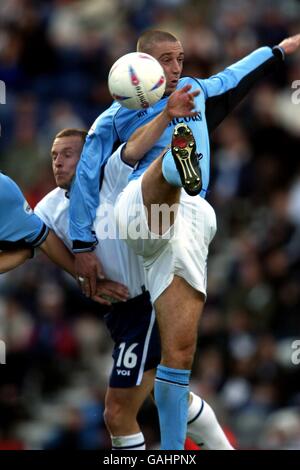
[154,275,205,356]
[142,192,217,304]
[104,292,161,388]
[115,177,175,258]
[141,152,180,234]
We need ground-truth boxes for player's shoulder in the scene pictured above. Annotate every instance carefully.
[114,104,139,124]
[0,172,24,202]
[36,187,66,211]
[0,172,17,191]
[179,76,204,89]
[89,101,122,135]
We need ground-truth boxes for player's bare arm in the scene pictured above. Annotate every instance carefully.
[0,249,32,273]
[278,33,300,54]
[41,231,128,304]
[123,84,200,165]
[39,229,76,277]
[0,236,127,305]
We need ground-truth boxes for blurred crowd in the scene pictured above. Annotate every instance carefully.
[0,0,300,450]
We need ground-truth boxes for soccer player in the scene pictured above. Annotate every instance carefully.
[69,32,300,293]
[0,172,126,304]
[69,31,300,449]
[35,127,233,450]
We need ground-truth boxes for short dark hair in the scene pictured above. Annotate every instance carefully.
[137,30,179,54]
[54,128,88,144]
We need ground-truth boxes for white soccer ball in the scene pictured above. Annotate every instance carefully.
[108,52,166,110]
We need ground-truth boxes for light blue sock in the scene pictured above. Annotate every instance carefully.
[162,149,182,187]
[154,364,191,450]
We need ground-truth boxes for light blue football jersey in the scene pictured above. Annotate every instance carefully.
[69,46,283,247]
[0,173,49,250]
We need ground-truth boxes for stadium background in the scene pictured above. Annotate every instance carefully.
[0,0,300,450]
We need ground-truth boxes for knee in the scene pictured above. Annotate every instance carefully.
[104,400,138,436]
[103,402,123,434]
[162,341,196,370]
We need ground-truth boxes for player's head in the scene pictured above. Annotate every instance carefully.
[51,129,87,189]
[137,30,184,96]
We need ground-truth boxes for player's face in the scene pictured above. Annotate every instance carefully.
[148,40,184,95]
[51,136,83,189]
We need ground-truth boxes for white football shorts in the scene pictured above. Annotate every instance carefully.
[115,176,217,303]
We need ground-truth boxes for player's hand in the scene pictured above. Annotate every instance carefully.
[92,279,129,305]
[75,251,104,298]
[278,33,300,55]
[166,84,200,119]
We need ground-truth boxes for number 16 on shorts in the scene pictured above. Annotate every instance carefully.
[116,342,138,375]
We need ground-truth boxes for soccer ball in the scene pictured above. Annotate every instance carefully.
[108,52,166,110]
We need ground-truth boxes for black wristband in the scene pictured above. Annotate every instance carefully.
[272,46,285,61]
[72,239,98,253]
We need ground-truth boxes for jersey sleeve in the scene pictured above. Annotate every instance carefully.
[199,46,285,133]
[0,174,49,249]
[69,104,119,252]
